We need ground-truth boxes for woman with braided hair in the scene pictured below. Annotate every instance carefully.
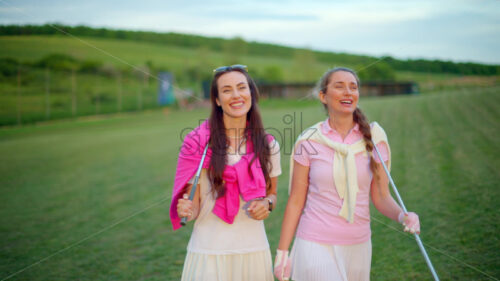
[274,67,420,281]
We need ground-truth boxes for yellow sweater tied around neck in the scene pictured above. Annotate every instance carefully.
[289,121,391,223]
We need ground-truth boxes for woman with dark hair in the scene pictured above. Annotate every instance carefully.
[169,65,281,281]
[274,67,420,281]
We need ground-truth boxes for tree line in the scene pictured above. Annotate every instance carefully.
[1,24,498,76]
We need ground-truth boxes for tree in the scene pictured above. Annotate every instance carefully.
[36,54,78,71]
[357,62,396,81]
[261,65,284,82]
[292,48,316,82]
[0,58,19,78]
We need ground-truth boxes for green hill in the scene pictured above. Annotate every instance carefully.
[0,35,328,82]
[2,24,499,76]
[0,25,499,127]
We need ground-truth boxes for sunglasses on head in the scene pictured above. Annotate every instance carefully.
[213,64,248,74]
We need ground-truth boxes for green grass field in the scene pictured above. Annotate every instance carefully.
[1,87,499,280]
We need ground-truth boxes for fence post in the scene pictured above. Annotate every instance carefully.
[17,66,22,125]
[96,75,100,114]
[143,71,148,108]
[117,72,122,112]
[45,68,51,119]
[137,77,143,111]
[71,69,77,116]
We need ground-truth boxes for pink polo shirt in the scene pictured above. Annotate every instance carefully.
[294,119,389,245]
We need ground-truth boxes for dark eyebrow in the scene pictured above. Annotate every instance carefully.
[220,82,247,88]
[334,81,357,85]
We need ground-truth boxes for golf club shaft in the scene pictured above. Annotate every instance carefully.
[180,144,209,226]
[373,144,440,281]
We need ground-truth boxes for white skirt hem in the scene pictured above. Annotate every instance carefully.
[181,248,274,281]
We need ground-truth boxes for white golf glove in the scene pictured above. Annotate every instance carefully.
[274,249,291,281]
[398,211,420,234]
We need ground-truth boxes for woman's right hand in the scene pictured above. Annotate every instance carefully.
[274,249,291,281]
[177,193,194,219]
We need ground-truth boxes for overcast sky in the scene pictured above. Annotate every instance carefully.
[1,0,499,64]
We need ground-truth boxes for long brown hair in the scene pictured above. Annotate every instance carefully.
[208,68,272,198]
[318,67,377,174]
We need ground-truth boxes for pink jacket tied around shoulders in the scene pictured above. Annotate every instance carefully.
[169,120,271,230]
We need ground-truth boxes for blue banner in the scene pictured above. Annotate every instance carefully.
[158,72,175,105]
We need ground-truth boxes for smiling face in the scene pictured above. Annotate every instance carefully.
[319,70,359,115]
[215,71,252,119]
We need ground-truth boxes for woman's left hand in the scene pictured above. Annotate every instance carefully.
[247,198,270,220]
[398,211,420,234]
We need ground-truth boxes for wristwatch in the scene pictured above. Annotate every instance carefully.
[266,197,273,212]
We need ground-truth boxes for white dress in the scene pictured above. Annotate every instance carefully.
[181,139,281,281]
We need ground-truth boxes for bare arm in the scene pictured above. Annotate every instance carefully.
[277,161,309,251]
[267,176,278,210]
[370,160,403,222]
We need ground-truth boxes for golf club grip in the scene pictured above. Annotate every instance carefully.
[180,217,188,226]
[180,179,199,226]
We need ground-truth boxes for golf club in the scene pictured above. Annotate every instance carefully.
[373,143,440,281]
